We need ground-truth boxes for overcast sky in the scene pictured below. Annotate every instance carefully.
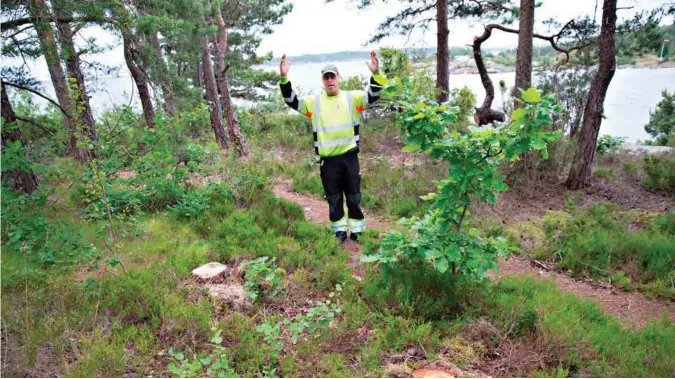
[260,0,671,56]
[5,0,672,81]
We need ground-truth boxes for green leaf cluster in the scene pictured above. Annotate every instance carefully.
[364,80,562,278]
[241,256,286,302]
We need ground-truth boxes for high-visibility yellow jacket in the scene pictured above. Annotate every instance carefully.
[280,74,387,157]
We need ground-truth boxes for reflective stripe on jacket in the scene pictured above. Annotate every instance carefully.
[280,74,386,157]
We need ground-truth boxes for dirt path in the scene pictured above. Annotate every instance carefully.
[272,181,675,328]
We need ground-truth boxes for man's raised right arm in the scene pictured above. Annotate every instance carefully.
[279,54,306,113]
[279,76,304,112]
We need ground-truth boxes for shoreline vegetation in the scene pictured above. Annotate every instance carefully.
[266,49,675,74]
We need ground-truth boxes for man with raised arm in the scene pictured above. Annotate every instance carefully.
[279,51,387,243]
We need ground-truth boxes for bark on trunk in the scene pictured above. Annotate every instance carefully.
[472,30,506,126]
[122,27,155,127]
[53,2,97,160]
[195,59,203,87]
[436,0,450,104]
[220,68,248,156]
[566,0,617,189]
[27,0,87,159]
[514,0,534,108]
[1,82,39,194]
[200,22,229,149]
[212,7,248,156]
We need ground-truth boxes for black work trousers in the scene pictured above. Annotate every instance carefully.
[319,149,365,233]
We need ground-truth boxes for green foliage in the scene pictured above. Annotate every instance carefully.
[448,86,477,128]
[173,104,211,138]
[256,284,343,370]
[0,124,44,178]
[643,152,675,192]
[256,319,284,362]
[596,134,627,155]
[1,185,103,268]
[364,79,561,279]
[491,50,517,66]
[77,182,142,221]
[537,67,596,136]
[340,74,367,91]
[541,204,675,298]
[362,248,483,319]
[167,329,237,378]
[379,47,411,78]
[645,90,675,146]
[286,284,343,341]
[616,21,672,58]
[241,256,286,301]
[169,188,211,219]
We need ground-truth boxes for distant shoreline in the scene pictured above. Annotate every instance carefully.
[264,52,675,74]
[260,58,675,75]
[415,58,675,75]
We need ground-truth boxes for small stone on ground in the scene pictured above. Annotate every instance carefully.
[192,262,228,282]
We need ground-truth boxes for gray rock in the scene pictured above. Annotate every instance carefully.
[192,262,228,283]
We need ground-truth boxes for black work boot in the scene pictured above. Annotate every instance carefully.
[350,232,361,242]
[335,231,347,244]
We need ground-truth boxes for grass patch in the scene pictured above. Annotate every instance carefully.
[540,203,675,298]
[482,276,675,377]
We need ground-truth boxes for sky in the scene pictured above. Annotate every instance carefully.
[258,0,671,57]
[4,0,671,81]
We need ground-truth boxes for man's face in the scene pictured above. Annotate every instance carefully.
[322,72,340,96]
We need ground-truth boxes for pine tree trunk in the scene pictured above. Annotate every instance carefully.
[122,27,155,127]
[200,21,229,149]
[566,0,617,190]
[212,7,248,156]
[436,0,449,103]
[1,82,39,194]
[514,0,534,108]
[53,2,98,160]
[195,59,203,87]
[220,69,248,156]
[27,0,87,159]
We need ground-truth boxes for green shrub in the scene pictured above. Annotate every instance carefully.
[363,83,560,280]
[241,256,287,301]
[542,204,675,297]
[1,185,103,268]
[643,153,675,192]
[644,90,675,146]
[170,188,211,219]
[596,134,627,155]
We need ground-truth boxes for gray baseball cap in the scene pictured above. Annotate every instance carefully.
[321,64,339,76]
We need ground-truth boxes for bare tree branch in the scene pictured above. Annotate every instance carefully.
[14,115,55,135]
[483,21,593,66]
[2,80,71,117]
[2,16,113,30]
[3,25,35,40]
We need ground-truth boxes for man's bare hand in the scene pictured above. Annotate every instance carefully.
[366,50,379,74]
[280,54,290,77]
